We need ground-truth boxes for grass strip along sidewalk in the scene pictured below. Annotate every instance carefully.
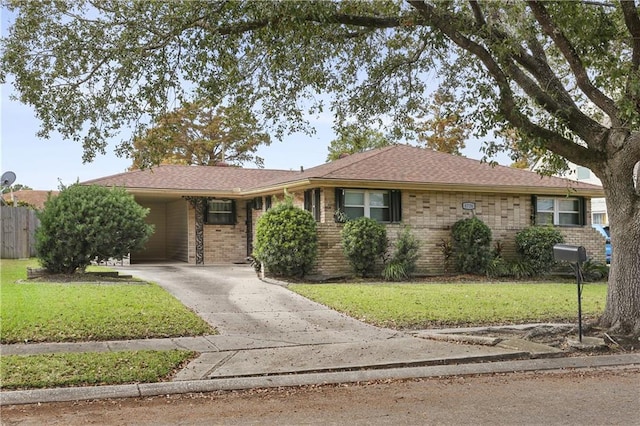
[1,259,212,390]
[290,282,607,329]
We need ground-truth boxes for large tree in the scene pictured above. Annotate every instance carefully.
[326,123,391,161]
[1,1,639,336]
[415,89,471,155]
[129,101,269,169]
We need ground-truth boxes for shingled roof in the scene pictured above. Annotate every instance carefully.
[83,165,296,195]
[1,190,58,209]
[83,145,604,197]
[256,144,604,196]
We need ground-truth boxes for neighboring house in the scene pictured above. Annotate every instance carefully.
[566,163,608,225]
[533,160,608,225]
[84,144,606,275]
[1,190,58,209]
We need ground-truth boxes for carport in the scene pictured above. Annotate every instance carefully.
[131,194,189,263]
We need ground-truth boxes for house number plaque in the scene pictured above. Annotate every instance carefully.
[462,202,476,210]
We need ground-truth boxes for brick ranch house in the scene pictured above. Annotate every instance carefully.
[84,144,606,276]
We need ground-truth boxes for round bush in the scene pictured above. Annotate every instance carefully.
[36,184,154,274]
[515,226,564,275]
[341,217,388,277]
[253,197,317,278]
[451,217,492,274]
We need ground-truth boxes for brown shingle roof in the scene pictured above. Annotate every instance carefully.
[1,190,58,209]
[82,145,604,197]
[82,165,296,193]
[258,144,604,195]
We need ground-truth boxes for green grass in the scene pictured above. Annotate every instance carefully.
[1,259,215,343]
[0,350,195,390]
[290,282,607,329]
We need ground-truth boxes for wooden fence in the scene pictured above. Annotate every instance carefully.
[1,206,39,259]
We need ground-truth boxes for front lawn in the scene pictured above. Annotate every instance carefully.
[290,282,607,329]
[0,259,214,343]
[0,350,194,390]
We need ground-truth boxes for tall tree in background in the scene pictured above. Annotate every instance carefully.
[2,1,639,336]
[326,124,390,161]
[129,101,270,169]
[415,90,471,155]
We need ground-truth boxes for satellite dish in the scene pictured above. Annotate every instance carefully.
[1,171,16,188]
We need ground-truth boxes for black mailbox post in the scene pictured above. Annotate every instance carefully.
[553,244,587,342]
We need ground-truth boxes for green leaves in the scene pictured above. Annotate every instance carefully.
[451,217,492,275]
[2,1,638,178]
[515,226,564,276]
[341,217,388,277]
[253,196,318,278]
[35,184,154,274]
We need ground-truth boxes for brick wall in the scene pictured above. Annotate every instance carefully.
[180,188,605,273]
[310,188,606,276]
[187,200,248,264]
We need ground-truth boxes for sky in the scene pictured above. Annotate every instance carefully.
[0,84,336,190]
[1,85,508,192]
[0,8,508,192]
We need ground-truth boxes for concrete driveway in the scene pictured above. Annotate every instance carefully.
[118,263,402,347]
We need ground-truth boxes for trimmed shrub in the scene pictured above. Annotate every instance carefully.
[341,217,388,277]
[253,196,317,278]
[451,217,492,274]
[383,226,420,281]
[36,184,154,274]
[515,226,564,276]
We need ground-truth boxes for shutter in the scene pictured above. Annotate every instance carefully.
[253,197,263,210]
[314,189,321,221]
[304,190,312,212]
[265,196,272,210]
[531,195,538,225]
[335,188,344,211]
[230,200,237,224]
[390,190,402,222]
[579,197,586,226]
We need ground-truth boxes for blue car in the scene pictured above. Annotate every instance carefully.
[592,225,611,264]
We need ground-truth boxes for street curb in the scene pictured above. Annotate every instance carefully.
[3,353,639,406]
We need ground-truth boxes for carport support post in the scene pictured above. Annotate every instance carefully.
[185,197,206,265]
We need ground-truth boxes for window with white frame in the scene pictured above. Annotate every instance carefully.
[344,189,390,221]
[534,196,583,226]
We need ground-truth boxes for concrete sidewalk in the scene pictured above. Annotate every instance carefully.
[3,328,639,407]
[2,263,639,406]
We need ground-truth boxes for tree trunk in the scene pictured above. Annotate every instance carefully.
[598,154,640,337]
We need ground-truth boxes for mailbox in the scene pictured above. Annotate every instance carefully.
[553,244,587,263]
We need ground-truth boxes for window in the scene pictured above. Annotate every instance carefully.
[304,189,321,221]
[265,196,272,211]
[205,199,235,225]
[592,212,607,225]
[533,196,584,226]
[335,188,401,222]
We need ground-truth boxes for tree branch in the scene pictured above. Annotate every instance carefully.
[407,0,593,165]
[527,1,619,120]
[468,1,486,26]
[620,0,640,72]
